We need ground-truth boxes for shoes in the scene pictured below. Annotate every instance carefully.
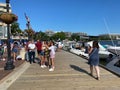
[41,65,44,68]
[43,65,47,67]
[96,77,100,80]
[41,65,47,68]
[33,61,36,63]
[49,68,54,71]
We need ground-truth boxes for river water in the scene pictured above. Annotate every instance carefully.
[99,40,120,46]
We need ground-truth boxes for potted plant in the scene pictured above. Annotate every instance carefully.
[0,12,18,24]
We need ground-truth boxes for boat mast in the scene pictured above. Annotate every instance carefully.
[103,18,118,55]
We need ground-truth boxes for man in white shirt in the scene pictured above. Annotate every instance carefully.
[28,40,36,64]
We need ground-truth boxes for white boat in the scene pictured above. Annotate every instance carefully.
[103,43,120,55]
[107,46,120,50]
[62,40,76,51]
[107,45,120,56]
[68,41,111,59]
[63,40,114,59]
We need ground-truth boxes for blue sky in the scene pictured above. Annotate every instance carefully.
[0,0,120,36]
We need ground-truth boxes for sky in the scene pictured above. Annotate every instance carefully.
[0,0,120,36]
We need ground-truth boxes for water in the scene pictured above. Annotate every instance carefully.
[99,40,120,46]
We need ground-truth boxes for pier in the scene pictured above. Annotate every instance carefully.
[0,50,120,90]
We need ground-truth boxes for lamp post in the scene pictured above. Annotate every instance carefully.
[4,0,15,70]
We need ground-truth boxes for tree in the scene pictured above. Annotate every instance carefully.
[71,34,79,41]
[34,31,49,41]
[24,29,35,39]
[11,22,22,36]
[51,32,66,41]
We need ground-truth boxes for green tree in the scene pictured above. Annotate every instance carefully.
[24,29,35,39]
[34,31,49,41]
[99,36,110,40]
[71,34,79,41]
[11,22,22,36]
[51,32,66,41]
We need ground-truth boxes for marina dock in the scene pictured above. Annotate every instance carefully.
[0,50,120,90]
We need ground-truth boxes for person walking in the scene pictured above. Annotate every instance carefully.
[88,41,100,80]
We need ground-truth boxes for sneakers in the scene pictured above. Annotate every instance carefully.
[41,65,47,68]
[43,65,47,68]
[49,68,54,71]
[49,66,55,71]
[41,65,55,72]
[40,65,44,68]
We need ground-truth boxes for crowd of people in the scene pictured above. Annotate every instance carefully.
[0,39,23,62]
[25,39,57,71]
[0,39,59,72]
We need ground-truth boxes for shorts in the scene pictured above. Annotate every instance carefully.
[12,48,18,53]
[40,51,45,56]
[37,50,42,55]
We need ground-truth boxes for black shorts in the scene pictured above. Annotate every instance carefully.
[37,50,42,55]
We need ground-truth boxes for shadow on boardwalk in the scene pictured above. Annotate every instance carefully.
[70,64,89,74]
[70,64,97,79]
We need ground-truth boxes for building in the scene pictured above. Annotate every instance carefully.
[64,32,72,38]
[73,32,89,39]
[0,3,28,40]
[73,32,87,36]
[45,30,55,37]
[99,33,120,40]
[0,2,11,39]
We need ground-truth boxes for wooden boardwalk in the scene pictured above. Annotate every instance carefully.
[7,50,120,90]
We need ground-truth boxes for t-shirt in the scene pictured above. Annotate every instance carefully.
[36,42,42,51]
[49,45,55,55]
[28,43,36,50]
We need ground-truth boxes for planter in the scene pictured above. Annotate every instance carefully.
[0,13,18,24]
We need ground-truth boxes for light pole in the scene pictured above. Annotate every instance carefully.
[4,0,15,70]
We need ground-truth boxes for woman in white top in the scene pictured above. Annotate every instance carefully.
[48,41,56,71]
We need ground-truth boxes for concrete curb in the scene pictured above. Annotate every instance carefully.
[0,62,30,90]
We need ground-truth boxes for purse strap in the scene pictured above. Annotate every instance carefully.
[89,48,97,57]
